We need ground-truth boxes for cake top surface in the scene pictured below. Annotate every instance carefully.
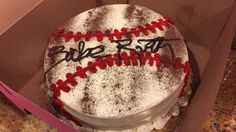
[44,4,189,118]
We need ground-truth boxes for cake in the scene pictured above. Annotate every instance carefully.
[44,4,191,131]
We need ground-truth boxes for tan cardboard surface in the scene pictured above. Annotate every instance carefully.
[0,0,97,90]
[180,5,236,131]
[0,0,235,131]
[0,0,43,35]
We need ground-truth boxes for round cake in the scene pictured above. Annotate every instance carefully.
[44,4,191,131]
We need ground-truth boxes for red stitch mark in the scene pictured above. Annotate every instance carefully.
[65,31,74,42]
[54,96,65,112]
[76,66,87,78]
[74,32,82,42]
[85,31,92,41]
[178,61,191,97]
[96,58,107,69]
[96,31,103,41]
[154,54,160,68]
[121,52,131,66]
[52,17,173,42]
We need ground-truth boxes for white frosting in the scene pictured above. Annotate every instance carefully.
[44,4,189,131]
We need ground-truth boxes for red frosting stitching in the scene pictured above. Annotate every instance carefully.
[52,16,174,42]
[51,51,190,110]
[178,61,191,97]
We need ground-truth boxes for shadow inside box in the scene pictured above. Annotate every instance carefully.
[187,45,201,100]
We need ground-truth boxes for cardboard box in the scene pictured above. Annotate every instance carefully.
[0,0,236,131]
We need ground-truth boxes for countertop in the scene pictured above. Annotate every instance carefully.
[202,50,236,132]
[0,50,236,131]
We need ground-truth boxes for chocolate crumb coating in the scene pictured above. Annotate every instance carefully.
[125,5,150,26]
[85,7,109,32]
[81,76,95,115]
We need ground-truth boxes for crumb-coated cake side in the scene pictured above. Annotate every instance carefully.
[44,4,191,131]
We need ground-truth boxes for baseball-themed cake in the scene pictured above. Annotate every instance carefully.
[44,4,192,131]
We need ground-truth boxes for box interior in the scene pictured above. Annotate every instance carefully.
[0,0,235,131]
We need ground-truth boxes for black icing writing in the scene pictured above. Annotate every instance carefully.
[44,41,105,79]
[49,41,105,64]
[112,37,180,60]
[44,37,180,78]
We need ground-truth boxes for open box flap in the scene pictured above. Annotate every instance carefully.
[0,0,236,132]
[180,4,236,131]
[130,0,235,48]
[0,0,43,35]
[0,0,97,91]
[0,80,77,132]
